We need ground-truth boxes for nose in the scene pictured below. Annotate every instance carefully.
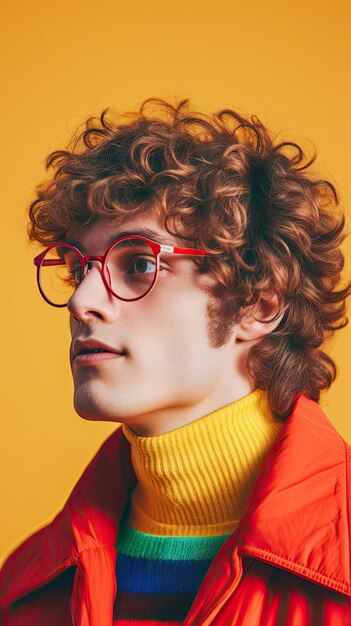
[67,260,120,322]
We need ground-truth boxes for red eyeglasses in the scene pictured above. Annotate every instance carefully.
[33,235,210,307]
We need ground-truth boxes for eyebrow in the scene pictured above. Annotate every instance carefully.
[64,228,175,252]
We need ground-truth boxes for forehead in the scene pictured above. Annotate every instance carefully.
[64,214,183,253]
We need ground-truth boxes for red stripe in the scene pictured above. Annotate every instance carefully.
[113,621,182,626]
[113,591,194,620]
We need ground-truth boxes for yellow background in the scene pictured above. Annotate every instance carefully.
[1,0,350,564]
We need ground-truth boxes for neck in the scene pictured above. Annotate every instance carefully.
[122,388,284,536]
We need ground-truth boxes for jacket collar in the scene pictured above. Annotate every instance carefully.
[234,393,351,595]
[0,431,136,609]
[1,393,350,610]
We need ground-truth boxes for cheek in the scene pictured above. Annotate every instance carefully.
[136,294,214,367]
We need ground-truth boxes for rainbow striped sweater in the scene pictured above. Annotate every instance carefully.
[113,388,284,625]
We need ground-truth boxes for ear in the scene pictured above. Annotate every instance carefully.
[235,291,287,342]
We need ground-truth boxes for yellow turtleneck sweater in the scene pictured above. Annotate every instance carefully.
[113,388,285,624]
[121,387,284,537]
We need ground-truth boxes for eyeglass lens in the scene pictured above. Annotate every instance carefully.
[38,238,158,306]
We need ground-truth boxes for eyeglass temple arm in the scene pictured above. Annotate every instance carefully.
[33,258,64,267]
[161,244,208,257]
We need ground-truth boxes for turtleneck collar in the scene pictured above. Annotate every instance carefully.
[121,388,284,536]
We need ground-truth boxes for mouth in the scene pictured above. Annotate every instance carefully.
[73,350,125,365]
[72,339,126,365]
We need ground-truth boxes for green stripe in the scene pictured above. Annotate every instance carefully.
[117,524,231,560]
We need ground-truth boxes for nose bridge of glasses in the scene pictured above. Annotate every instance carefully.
[84,254,105,264]
[81,256,107,286]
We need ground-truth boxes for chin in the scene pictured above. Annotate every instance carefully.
[73,388,122,423]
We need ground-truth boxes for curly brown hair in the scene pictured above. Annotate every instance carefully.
[28,98,351,420]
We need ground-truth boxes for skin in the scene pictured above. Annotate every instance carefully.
[67,213,285,436]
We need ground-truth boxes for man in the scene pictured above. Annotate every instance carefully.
[1,98,350,625]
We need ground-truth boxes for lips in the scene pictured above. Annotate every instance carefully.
[73,338,126,358]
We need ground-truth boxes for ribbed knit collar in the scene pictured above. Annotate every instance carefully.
[121,388,284,536]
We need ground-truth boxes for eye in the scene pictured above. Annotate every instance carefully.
[129,257,156,275]
[66,266,83,286]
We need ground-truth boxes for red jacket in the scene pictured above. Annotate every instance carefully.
[1,393,350,625]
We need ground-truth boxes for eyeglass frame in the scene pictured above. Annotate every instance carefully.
[33,234,210,307]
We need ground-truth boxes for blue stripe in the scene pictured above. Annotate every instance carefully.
[116,553,212,593]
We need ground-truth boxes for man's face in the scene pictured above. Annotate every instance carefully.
[67,213,250,435]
